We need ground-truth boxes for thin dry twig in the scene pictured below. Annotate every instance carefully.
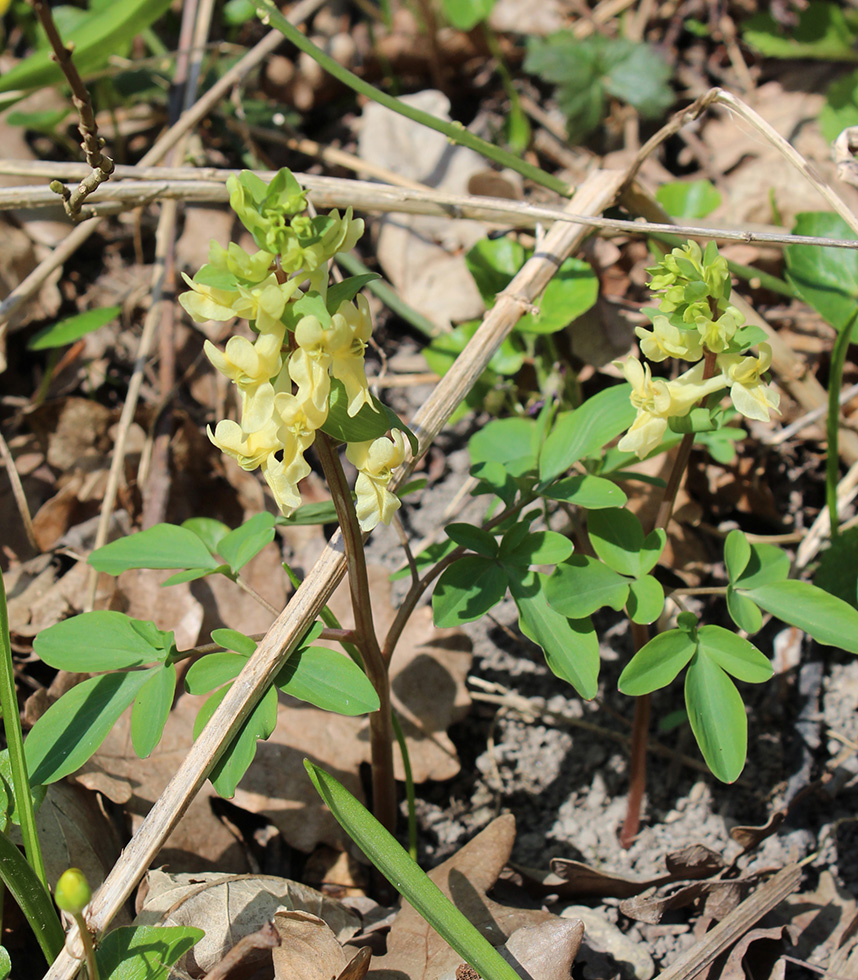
[41,169,627,980]
[30,0,115,218]
[0,427,38,553]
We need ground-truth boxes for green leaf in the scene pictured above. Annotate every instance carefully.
[0,0,174,106]
[655,180,722,219]
[276,501,339,526]
[27,306,121,351]
[425,321,525,381]
[618,629,696,696]
[305,762,525,980]
[541,474,627,509]
[0,830,64,964]
[89,524,222,576]
[182,517,231,555]
[741,579,858,653]
[25,669,154,785]
[743,3,858,61]
[468,417,538,477]
[510,572,599,699]
[216,512,276,573]
[516,259,598,334]
[785,212,858,334]
[389,538,459,582]
[732,542,790,589]
[814,527,858,609]
[544,556,630,619]
[465,237,527,306]
[185,653,246,695]
[432,557,508,627]
[212,628,257,656]
[131,663,177,759]
[0,946,9,979]
[626,574,664,625]
[195,685,278,798]
[539,385,636,483]
[696,626,773,683]
[320,380,391,444]
[685,654,747,783]
[276,647,380,715]
[499,530,573,566]
[439,0,495,29]
[326,274,381,312]
[588,509,665,577]
[34,611,171,671]
[0,751,47,831]
[726,586,763,635]
[724,529,751,582]
[95,925,205,980]
[445,523,498,558]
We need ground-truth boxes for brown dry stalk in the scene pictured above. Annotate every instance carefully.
[40,169,627,980]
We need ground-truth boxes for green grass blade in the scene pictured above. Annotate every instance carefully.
[304,761,523,980]
[0,830,63,964]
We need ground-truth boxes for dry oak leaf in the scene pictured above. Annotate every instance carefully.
[367,815,582,980]
[273,910,370,980]
[135,869,359,976]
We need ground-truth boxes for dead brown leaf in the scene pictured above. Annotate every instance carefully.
[136,869,359,976]
[368,815,576,980]
[272,910,357,980]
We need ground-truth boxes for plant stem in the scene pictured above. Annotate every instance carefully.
[826,317,855,539]
[314,432,397,835]
[74,912,99,980]
[249,0,571,197]
[0,572,47,887]
[621,348,720,846]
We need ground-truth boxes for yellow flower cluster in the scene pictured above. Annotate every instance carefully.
[179,172,410,531]
[616,242,780,459]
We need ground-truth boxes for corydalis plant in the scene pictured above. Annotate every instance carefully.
[179,168,410,531]
[617,240,780,459]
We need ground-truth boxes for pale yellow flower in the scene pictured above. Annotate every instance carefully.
[289,297,375,417]
[635,315,703,363]
[617,357,725,459]
[207,241,275,282]
[716,344,780,422]
[179,273,299,335]
[696,306,743,354]
[346,430,408,531]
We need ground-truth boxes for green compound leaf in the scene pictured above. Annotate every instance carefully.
[626,574,664,625]
[724,529,751,583]
[588,508,665,578]
[786,212,858,335]
[539,385,635,483]
[510,572,599,700]
[685,653,747,784]
[326,274,381,312]
[183,518,231,553]
[618,628,696,696]
[466,237,528,306]
[655,180,722,219]
[27,306,121,351]
[696,626,773,683]
[821,69,858,143]
[499,530,573,566]
[25,669,155,785]
[34,611,172,671]
[445,523,499,558]
[439,0,495,31]
[541,474,627,509]
[195,685,278,798]
[130,663,177,759]
[544,555,629,619]
[95,925,205,980]
[276,647,380,715]
[433,557,508,627]
[732,541,790,590]
[726,586,763,635]
[276,501,340,526]
[216,512,276,573]
[0,830,63,965]
[89,524,222,576]
[305,762,525,980]
[321,380,392,443]
[741,580,858,653]
[468,417,539,477]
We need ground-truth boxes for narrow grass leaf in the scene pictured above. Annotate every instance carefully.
[304,761,526,980]
[0,830,63,964]
[27,306,121,350]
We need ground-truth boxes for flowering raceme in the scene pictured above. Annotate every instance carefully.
[616,242,780,459]
[181,168,409,531]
